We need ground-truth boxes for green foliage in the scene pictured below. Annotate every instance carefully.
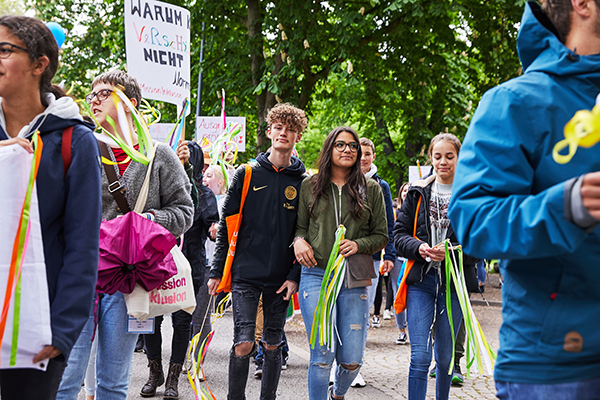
[31,0,526,192]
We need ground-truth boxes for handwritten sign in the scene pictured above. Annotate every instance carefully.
[148,123,176,143]
[196,116,246,152]
[124,0,190,108]
[408,165,432,183]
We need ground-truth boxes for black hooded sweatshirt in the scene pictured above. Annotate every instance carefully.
[182,141,219,292]
[210,152,306,289]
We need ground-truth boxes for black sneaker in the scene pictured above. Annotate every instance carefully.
[451,364,464,386]
[395,332,408,345]
[254,362,263,379]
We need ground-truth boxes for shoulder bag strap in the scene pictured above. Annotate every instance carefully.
[99,142,131,214]
[413,196,422,239]
[238,164,252,213]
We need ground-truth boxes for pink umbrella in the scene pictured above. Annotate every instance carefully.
[97,212,178,295]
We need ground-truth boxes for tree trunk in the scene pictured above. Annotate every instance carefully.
[246,0,268,155]
[374,111,403,193]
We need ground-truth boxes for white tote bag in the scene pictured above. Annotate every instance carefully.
[124,156,196,320]
[0,144,52,370]
[125,246,196,321]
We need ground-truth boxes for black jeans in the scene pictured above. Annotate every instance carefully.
[228,282,289,400]
[0,355,66,400]
[144,310,192,364]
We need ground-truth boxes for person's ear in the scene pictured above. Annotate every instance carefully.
[32,56,50,77]
[572,0,592,18]
[125,98,138,113]
[296,132,303,143]
[372,151,376,161]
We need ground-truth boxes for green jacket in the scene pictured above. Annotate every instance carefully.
[295,176,389,270]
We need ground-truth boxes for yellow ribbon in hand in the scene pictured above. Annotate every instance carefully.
[553,104,600,164]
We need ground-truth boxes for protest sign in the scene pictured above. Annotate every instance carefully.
[148,123,176,143]
[408,165,432,183]
[196,116,246,152]
[125,0,190,111]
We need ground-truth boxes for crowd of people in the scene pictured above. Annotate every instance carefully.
[1,0,600,399]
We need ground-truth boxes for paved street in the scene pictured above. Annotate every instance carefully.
[76,274,503,399]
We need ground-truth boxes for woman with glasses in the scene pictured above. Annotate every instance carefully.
[293,127,388,400]
[0,16,102,400]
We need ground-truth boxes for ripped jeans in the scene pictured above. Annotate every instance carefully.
[299,266,369,399]
[229,282,289,400]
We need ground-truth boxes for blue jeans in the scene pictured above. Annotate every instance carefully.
[477,260,486,286]
[390,258,407,329]
[229,282,289,400]
[407,269,462,400]
[496,376,600,400]
[57,292,139,400]
[299,266,369,400]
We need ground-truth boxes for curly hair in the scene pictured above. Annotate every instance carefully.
[0,16,59,107]
[266,103,308,133]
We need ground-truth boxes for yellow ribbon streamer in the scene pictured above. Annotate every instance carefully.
[553,104,600,164]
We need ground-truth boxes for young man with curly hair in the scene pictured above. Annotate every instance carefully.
[208,103,308,400]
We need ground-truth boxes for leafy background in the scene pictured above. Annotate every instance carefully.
[16,0,527,195]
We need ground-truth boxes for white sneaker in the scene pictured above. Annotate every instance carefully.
[351,372,366,387]
[383,309,392,320]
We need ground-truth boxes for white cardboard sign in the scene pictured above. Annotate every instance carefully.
[196,116,247,152]
[125,0,191,109]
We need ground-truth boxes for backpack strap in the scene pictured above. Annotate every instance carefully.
[62,126,73,178]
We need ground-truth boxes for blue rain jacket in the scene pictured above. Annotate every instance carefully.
[448,2,600,384]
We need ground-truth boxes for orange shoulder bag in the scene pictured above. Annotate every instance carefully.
[393,195,422,314]
[217,164,252,293]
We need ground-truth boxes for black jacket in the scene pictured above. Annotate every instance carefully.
[182,141,219,293]
[393,175,479,292]
[210,152,306,288]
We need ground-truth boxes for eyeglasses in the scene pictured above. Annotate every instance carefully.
[0,42,28,59]
[85,89,113,104]
[333,141,359,153]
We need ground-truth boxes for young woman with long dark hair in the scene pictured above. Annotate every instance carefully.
[293,127,388,399]
[393,133,478,400]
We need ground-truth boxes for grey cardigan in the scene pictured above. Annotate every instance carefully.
[101,141,194,237]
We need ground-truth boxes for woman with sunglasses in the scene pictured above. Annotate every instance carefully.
[0,16,102,400]
[293,127,388,400]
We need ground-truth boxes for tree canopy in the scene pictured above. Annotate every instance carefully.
[32,0,528,194]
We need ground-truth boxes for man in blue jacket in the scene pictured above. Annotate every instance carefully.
[208,103,308,400]
[449,1,600,398]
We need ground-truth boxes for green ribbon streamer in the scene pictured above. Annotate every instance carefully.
[444,239,497,377]
[310,225,345,349]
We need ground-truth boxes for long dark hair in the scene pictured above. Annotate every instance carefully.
[309,126,366,220]
[0,16,59,107]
